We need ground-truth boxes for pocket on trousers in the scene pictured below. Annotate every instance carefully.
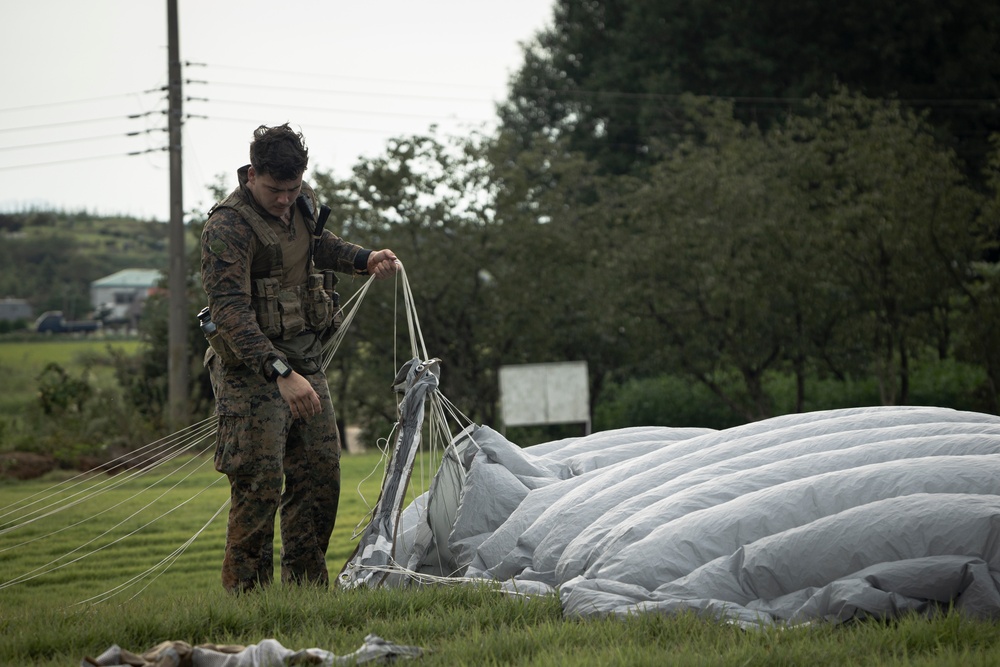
[215,412,284,477]
[214,415,249,476]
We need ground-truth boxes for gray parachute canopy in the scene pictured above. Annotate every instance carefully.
[342,396,1000,627]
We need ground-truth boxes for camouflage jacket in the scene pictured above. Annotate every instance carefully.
[201,165,371,378]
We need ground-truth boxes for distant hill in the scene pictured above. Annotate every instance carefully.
[0,210,173,322]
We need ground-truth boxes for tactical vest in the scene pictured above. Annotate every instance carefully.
[210,185,341,366]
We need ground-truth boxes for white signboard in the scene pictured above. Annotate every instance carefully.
[499,361,590,430]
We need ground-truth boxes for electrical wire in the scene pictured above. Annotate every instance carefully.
[0,148,167,171]
[192,79,501,106]
[0,129,167,153]
[0,90,164,115]
[188,96,491,123]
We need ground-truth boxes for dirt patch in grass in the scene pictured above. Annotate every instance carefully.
[0,451,56,480]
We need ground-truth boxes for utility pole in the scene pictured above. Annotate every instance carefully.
[167,0,189,429]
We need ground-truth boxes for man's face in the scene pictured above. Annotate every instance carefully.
[246,167,303,218]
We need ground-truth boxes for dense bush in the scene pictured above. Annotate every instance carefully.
[0,319,28,334]
[594,358,990,432]
[3,361,161,470]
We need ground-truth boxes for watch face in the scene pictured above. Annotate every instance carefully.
[273,359,291,377]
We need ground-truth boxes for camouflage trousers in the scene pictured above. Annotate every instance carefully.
[213,371,341,594]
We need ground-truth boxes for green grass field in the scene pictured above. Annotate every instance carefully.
[3,449,1000,665]
[0,448,399,604]
[2,341,1000,665]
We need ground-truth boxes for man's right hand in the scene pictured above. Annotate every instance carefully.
[367,249,401,279]
[276,372,322,419]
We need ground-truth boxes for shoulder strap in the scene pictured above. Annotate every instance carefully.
[296,182,319,233]
[212,189,282,278]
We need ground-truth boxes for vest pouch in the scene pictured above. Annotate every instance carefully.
[251,278,282,338]
[277,289,307,339]
[204,329,241,368]
[305,273,335,333]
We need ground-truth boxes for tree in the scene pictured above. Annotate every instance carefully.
[615,97,822,420]
[500,0,1000,177]
[611,91,984,419]
[312,131,515,437]
[485,128,640,412]
[784,91,982,404]
[308,124,644,437]
[951,138,1000,411]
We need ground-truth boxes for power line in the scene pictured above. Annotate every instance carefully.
[0,112,164,135]
[6,69,994,137]
[0,129,167,153]
[190,79,501,106]
[0,90,164,115]
[0,147,166,171]
[188,114,490,136]
[195,61,501,93]
[188,96,493,124]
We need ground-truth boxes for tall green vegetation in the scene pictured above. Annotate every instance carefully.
[605,91,987,419]
[299,90,1000,433]
[8,1,999,449]
[0,211,168,320]
[0,341,160,468]
[499,0,1000,178]
[482,0,1000,425]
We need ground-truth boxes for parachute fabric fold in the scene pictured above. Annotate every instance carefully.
[338,358,440,589]
[347,400,1000,625]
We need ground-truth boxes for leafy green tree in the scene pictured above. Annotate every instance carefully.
[614,97,820,420]
[36,363,92,414]
[951,138,1000,411]
[312,131,512,436]
[501,0,1000,177]
[784,91,983,404]
[613,91,983,419]
[484,129,639,411]
[309,127,638,437]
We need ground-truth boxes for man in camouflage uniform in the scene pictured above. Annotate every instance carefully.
[200,124,399,593]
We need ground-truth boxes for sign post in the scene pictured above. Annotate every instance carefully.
[498,361,590,435]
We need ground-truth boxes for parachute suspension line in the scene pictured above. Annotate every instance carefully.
[0,417,218,537]
[392,269,400,380]
[0,414,218,525]
[394,263,443,498]
[0,426,218,555]
[338,262,464,589]
[436,391,474,434]
[75,493,231,608]
[321,274,377,373]
[342,562,488,588]
[412,384,456,499]
[397,262,428,362]
[350,423,400,541]
[0,440,222,592]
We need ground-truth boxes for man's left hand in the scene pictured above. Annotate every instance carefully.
[368,249,401,279]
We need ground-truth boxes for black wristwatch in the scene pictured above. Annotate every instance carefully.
[265,356,292,382]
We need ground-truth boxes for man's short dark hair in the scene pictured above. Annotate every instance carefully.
[249,124,309,181]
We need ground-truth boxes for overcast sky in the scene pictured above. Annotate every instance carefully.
[0,0,553,221]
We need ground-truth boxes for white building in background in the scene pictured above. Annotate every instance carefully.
[0,297,32,322]
[90,268,163,327]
